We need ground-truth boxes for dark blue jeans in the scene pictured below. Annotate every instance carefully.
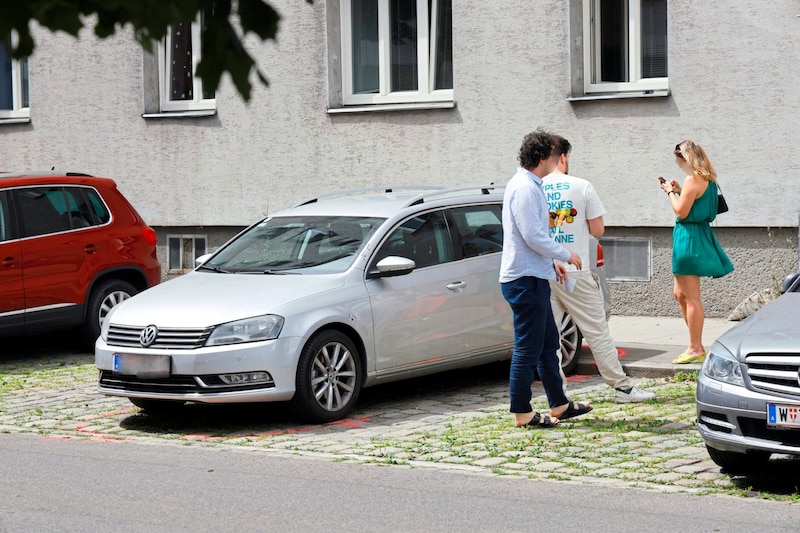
[501,276,569,413]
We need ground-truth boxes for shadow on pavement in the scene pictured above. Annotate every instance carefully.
[118,361,512,435]
[726,455,800,497]
[0,333,92,368]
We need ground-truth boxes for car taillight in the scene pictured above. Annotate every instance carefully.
[142,226,157,247]
[596,244,604,267]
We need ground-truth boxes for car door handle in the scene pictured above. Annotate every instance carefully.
[446,281,467,291]
[84,244,97,254]
[2,256,17,267]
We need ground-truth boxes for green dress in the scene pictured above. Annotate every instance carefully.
[672,181,734,278]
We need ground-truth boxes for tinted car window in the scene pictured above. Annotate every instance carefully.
[0,192,12,241]
[86,188,111,224]
[448,204,503,258]
[374,210,453,268]
[15,187,72,237]
[63,187,99,228]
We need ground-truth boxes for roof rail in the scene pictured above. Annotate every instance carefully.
[403,184,504,208]
[292,186,444,207]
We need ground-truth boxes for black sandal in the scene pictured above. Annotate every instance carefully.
[516,412,558,428]
[556,401,593,420]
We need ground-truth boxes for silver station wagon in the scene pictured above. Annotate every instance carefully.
[96,186,599,422]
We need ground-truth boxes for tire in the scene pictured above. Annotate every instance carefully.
[129,397,185,414]
[706,445,770,474]
[559,312,583,376]
[81,279,137,347]
[290,330,363,423]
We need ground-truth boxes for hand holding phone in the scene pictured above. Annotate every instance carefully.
[658,177,666,184]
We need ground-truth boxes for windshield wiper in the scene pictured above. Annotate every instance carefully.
[196,265,232,273]
[237,269,299,275]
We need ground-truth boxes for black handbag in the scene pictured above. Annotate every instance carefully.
[716,183,729,214]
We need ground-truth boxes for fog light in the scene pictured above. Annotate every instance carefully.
[218,372,272,385]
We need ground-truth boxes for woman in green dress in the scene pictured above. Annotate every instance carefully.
[660,141,734,364]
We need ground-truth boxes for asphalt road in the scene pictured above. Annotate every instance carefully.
[1,433,798,533]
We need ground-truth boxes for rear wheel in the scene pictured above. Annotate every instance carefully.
[129,397,186,414]
[82,279,137,347]
[559,312,583,375]
[290,330,363,423]
[706,445,770,474]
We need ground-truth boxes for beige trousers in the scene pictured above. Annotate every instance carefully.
[550,270,633,391]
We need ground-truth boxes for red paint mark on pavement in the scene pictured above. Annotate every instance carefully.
[244,416,372,438]
[82,408,136,421]
[566,374,594,383]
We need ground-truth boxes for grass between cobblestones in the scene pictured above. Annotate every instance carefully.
[1,354,799,502]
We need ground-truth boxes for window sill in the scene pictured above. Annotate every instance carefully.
[0,117,31,125]
[142,110,217,119]
[327,101,456,114]
[567,90,670,102]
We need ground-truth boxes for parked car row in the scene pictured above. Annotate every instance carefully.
[0,172,161,346]
[6,171,799,472]
[93,185,608,422]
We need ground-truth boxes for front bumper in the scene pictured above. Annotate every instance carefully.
[95,336,303,404]
[696,373,800,456]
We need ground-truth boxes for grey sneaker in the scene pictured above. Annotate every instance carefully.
[615,386,656,404]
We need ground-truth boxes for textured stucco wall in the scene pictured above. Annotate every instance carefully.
[0,1,798,316]
[604,226,799,318]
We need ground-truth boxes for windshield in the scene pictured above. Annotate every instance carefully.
[203,216,385,274]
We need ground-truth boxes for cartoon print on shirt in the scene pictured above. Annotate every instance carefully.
[550,208,578,228]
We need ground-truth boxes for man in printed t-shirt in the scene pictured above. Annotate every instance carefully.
[543,136,656,403]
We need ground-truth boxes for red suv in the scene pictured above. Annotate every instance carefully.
[0,172,161,345]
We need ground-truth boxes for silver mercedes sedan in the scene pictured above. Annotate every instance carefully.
[697,272,800,473]
[96,186,600,422]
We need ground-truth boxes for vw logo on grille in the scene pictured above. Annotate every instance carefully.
[139,325,159,347]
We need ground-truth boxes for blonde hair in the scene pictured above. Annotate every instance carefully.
[675,140,717,182]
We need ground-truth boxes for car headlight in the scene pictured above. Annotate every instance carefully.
[702,344,744,387]
[205,315,284,346]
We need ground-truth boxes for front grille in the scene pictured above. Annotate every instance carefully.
[99,370,275,394]
[739,417,800,447]
[107,324,213,349]
[746,354,800,398]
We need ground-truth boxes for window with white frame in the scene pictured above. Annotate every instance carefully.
[0,42,29,120]
[157,16,215,112]
[168,234,208,272]
[583,0,668,94]
[341,0,453,106]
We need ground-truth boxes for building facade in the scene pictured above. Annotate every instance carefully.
[1,0,798,317]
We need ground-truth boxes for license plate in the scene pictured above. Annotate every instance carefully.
[767,403,800,428]
[113,353,171,379]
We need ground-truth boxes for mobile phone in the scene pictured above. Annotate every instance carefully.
[658,177,666,184]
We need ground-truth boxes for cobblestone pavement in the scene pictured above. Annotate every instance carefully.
[1,351,799,501]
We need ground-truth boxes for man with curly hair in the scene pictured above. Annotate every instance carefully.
[500,129,593,428]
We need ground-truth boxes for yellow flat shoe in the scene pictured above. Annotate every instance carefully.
[672,352,706,364]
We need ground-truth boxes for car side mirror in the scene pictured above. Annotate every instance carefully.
[781,272,800,294]
[195,253,212,267]
[367,256,416,279]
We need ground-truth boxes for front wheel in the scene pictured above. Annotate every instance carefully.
[82,279,137,347]
[290,330,363,423]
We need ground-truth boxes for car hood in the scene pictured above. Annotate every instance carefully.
[715,293,800,359]
[109,272,345,328]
